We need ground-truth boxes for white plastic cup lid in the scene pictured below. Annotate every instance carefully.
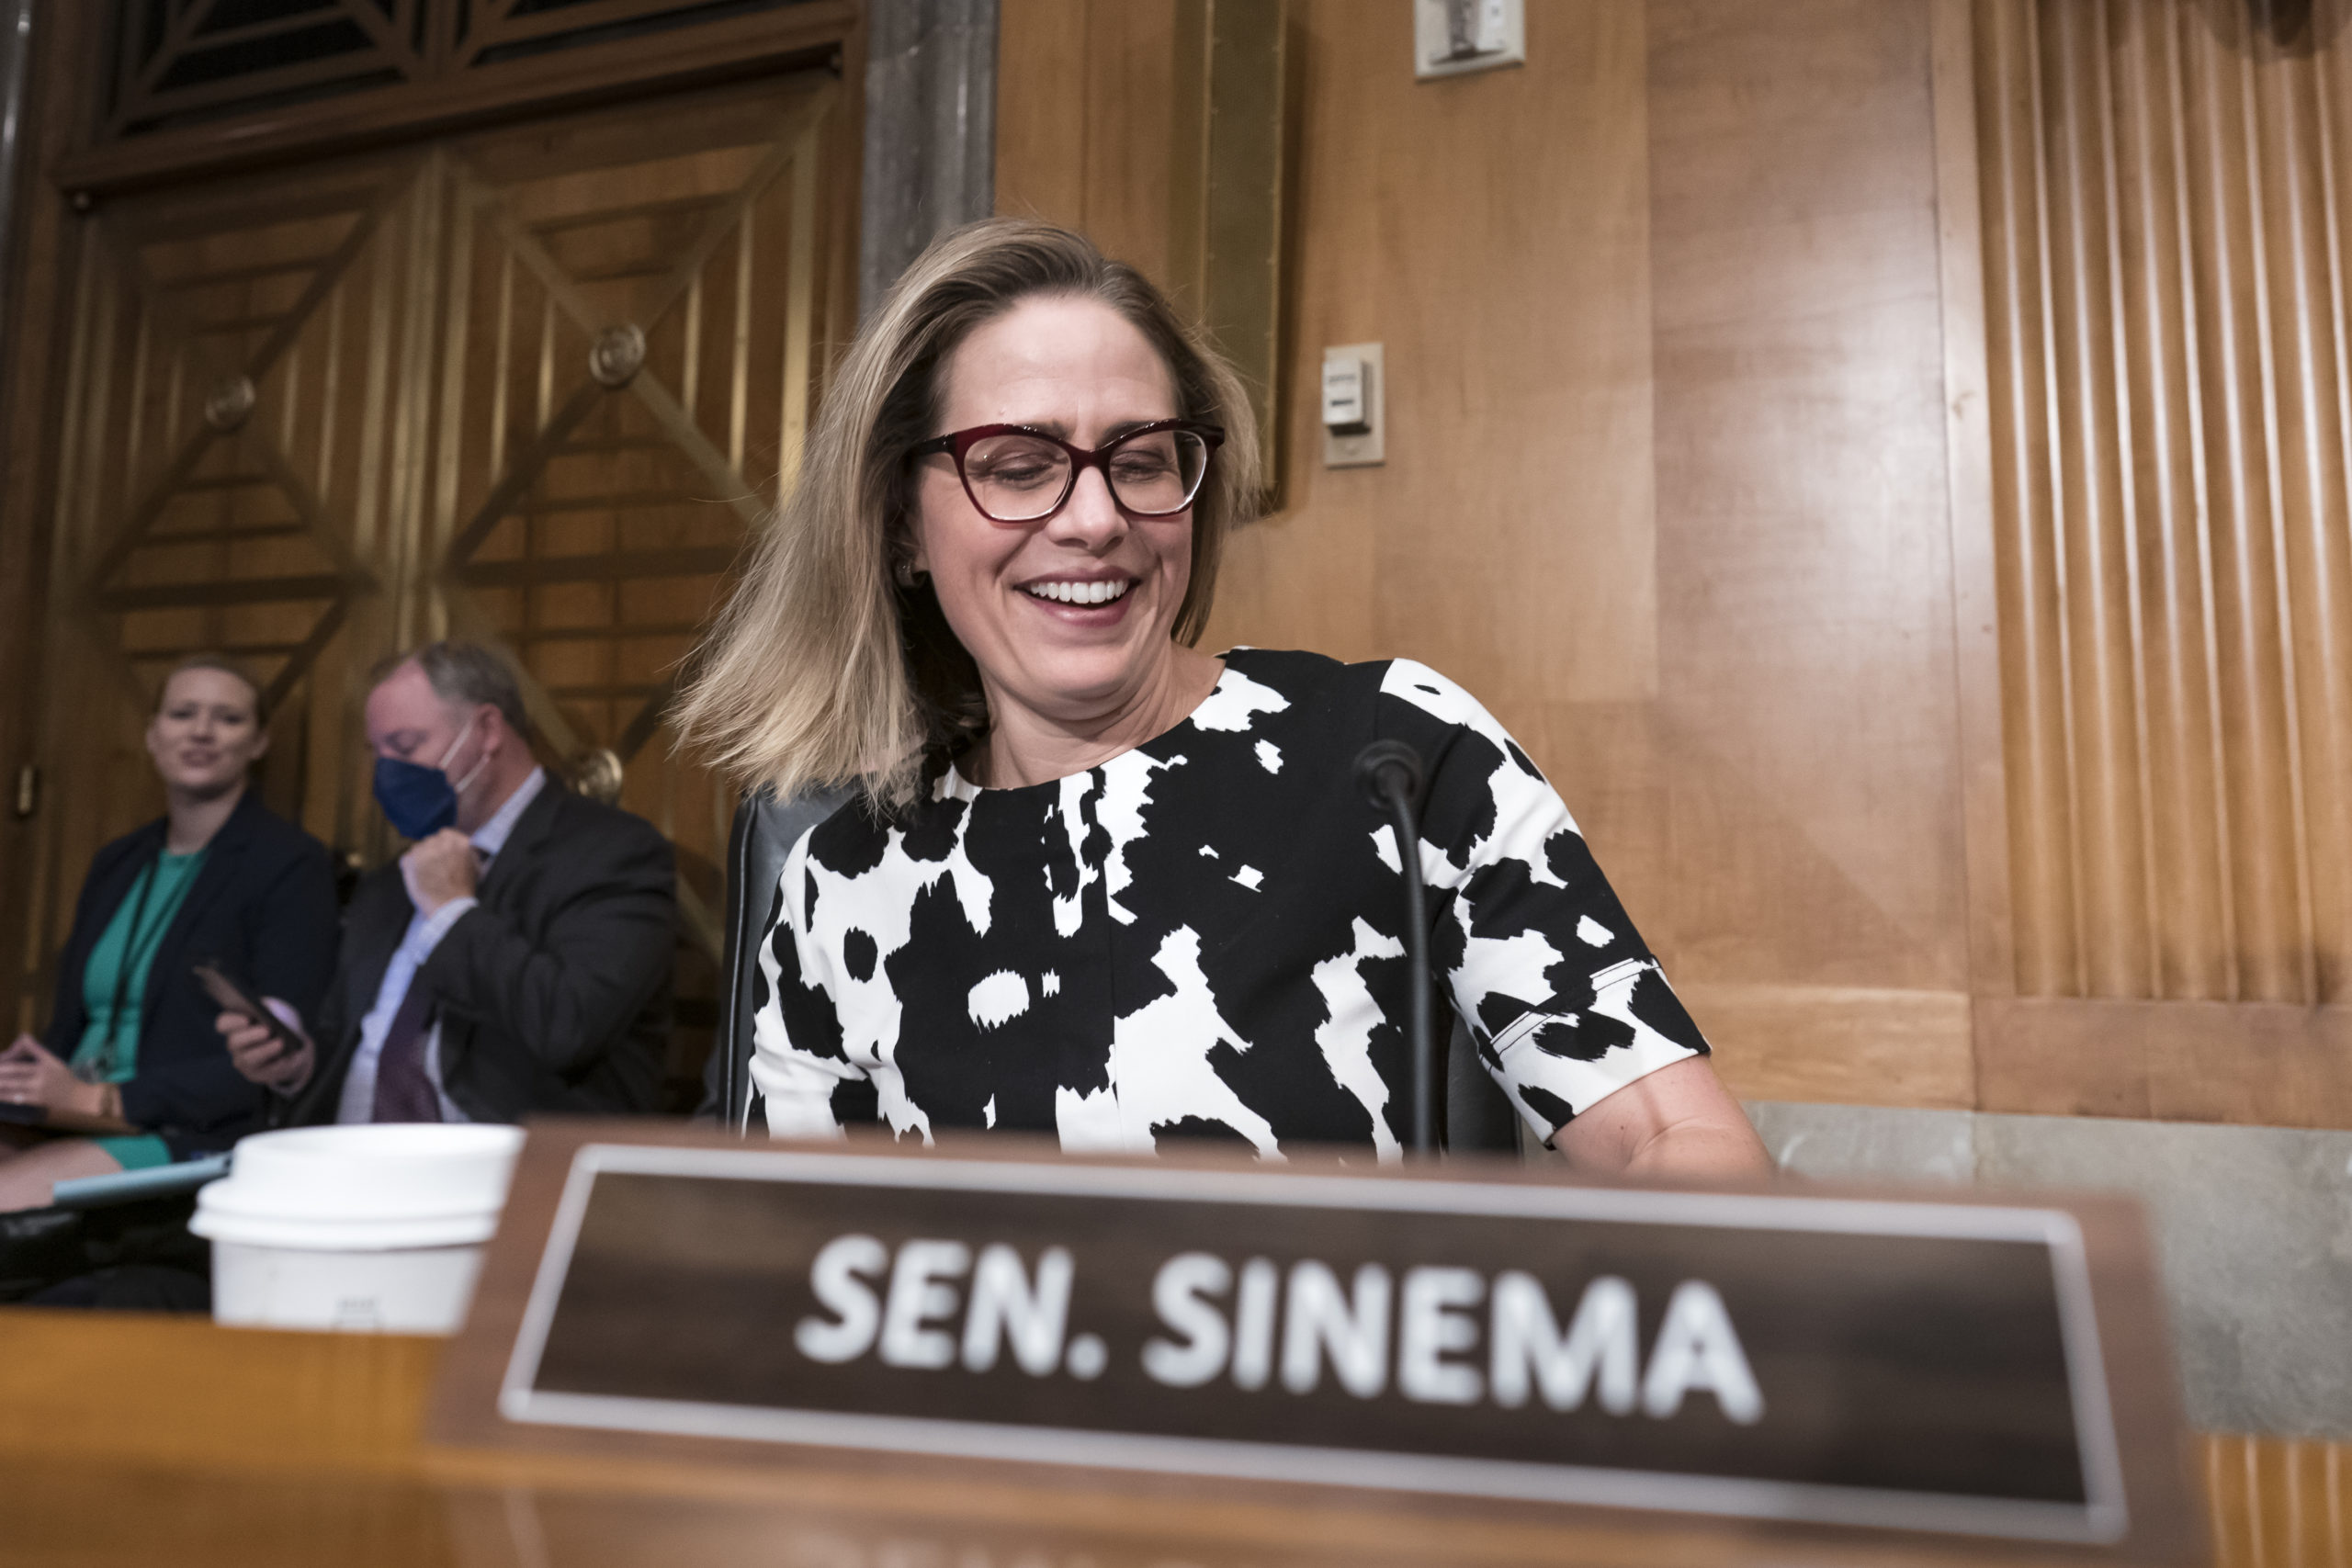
[198,1122,525,1226]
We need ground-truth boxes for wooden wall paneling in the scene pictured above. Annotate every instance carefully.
[2106,0,2236,1008]
[0,3,103,1031]
[2169,1,2302,1008]
[2195,7,2324,1009]
[1932,0,2018,1076]
[1975,992,2352,1123]
[1642,0,1975,1108]
[2312,5,2352,1014]
[1973,0,2352,1125]
[1978,0,2352,1006]
[992,0,1184,276]
[999,0,1984,1111]
[1163,0,1289,496]
[1210,0,1662,706]
[1660,981,1977,1110]
[1975,0,2075,1006]
[2202,1432,2352,1568]
[994,0,1091,229]
[1081,0,1182,281]
[1003,0,1664,880]
[2250,2,2352,1014]
[998,0,2352,1127]
[1360,0,1657,716]
[2027,0,2146,1003]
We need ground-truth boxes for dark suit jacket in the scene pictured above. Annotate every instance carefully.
[278,781,675,1126]
[44,792,340,1159]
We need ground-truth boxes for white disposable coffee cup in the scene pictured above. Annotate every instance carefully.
[192,1123,526,1334]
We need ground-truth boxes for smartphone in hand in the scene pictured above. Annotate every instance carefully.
[192,961,304,1071]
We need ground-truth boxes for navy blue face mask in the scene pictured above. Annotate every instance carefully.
[372,711,487,840]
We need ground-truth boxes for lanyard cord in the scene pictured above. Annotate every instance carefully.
[93,852,175,1082]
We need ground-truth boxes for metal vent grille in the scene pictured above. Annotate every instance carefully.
[108,0,406,135]
[471,0,804,65]
[103,0,819,141]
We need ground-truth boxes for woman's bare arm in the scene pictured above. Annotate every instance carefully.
[1551,1055,1772,1180]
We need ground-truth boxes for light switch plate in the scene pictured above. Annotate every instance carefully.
[1321,355,1368,431]
[1414,0,1524,81]
[1321,342,1385,468]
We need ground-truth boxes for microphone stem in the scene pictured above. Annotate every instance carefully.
[1387,786,1435,1157]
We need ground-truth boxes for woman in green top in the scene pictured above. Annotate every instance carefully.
[0,656,340,1211]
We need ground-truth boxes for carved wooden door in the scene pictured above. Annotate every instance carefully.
[24,73,847,1103]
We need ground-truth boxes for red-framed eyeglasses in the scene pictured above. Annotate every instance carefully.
[909,419,1224,524]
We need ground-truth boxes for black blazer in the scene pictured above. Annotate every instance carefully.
[43,791,340,1159]
[279,780,675,1127]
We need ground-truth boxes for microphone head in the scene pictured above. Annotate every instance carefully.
[1353,739,1425,811]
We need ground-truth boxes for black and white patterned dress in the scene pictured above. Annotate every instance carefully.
[750,649,1709,1159]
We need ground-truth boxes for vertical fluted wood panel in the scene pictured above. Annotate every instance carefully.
[1978,0,2352,1004]
[1982,0,2075,998]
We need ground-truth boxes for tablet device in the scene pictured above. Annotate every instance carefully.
[51,1152,231,1210]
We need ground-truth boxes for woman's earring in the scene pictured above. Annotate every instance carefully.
[894,559,927,589]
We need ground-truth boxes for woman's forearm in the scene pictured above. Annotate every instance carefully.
[1555,1056,1774,1179]
[1622,1114,1773,1180]
[48,1078,138,1136]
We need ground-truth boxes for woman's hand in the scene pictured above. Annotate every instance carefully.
[218,1002,314,1095]
[0,1035,110,1120]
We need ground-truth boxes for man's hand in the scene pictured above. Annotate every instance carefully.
[218,1002,315,1095]
[0,1034,106,1120]
[401,827,479,918]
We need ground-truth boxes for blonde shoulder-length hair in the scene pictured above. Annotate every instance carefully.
[673,219,1261,808]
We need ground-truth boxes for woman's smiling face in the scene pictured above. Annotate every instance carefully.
[910,294,1193,735]
[146,666,267,797]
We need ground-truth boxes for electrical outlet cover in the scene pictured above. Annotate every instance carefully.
[1321,342,1385,468]
[1414,0,1525,81]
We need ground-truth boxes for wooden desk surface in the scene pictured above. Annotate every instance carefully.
[0,1308,2284,1568]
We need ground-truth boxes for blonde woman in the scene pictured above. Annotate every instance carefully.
[0,657,338,1211]
[679,220,1765,1177]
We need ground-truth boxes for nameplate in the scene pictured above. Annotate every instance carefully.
[432,1127,2190,1554]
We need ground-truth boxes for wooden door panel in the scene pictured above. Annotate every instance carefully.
[25,72,846,1108]
[435,75,837,972]
[27,153,432,1010]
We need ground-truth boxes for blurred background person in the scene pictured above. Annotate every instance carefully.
[678,221,1768,1178]
[220,640,674,1125]
[0,656,337,1211]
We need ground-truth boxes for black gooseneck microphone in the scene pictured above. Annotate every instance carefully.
[1355,739,1436,1156]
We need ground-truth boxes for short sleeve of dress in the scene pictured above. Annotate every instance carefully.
[1376,660,1710,1143]
[750,831,869,1139]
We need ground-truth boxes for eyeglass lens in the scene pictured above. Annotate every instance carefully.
[962,428,1209,522]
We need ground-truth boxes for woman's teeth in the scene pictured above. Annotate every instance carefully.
[1023,579,1132,606]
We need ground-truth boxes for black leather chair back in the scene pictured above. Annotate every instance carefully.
[707,787,1525,1155]
[708,785,853,1129]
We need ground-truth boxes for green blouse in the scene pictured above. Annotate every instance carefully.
[72,847,207,1171]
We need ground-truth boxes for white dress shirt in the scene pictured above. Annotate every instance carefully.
[336,767,548,1125]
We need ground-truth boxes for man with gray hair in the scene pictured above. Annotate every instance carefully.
[219,639,674,1124]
